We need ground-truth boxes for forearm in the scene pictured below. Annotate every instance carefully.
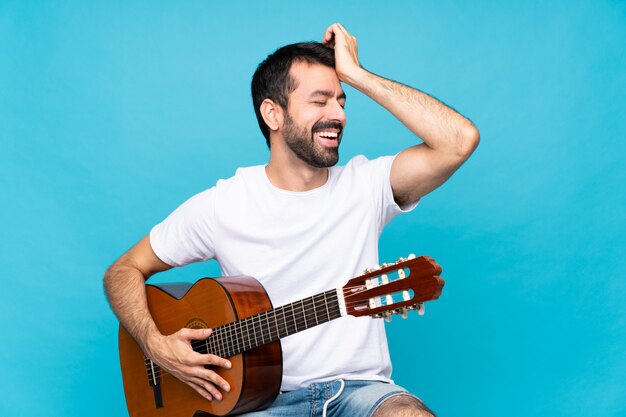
[345,67,478,155]
[104,263,161,355]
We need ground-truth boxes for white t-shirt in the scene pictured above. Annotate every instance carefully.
[150,154,416,391]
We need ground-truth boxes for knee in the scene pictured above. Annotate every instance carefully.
[372,394,435,417]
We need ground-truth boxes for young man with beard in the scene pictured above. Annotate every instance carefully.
[104,23,479,417]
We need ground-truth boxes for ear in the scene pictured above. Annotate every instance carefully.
[260,99,284,133]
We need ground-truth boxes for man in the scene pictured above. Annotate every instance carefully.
[105,23,479,417]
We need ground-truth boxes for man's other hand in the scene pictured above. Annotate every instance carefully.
[146,328,232,401]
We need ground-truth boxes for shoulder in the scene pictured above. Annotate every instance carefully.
[332,155,395,178]
[214,165,265,192]
[169,165,264,211]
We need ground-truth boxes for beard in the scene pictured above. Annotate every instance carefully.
[282,113,341,168]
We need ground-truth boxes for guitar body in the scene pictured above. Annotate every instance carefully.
[118,276,283,417]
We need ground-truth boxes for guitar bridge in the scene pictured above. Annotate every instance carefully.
[145,357,164,408]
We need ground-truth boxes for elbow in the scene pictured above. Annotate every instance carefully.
[103,263,118,294]
[457,123,480,159]
[103,261,128,293]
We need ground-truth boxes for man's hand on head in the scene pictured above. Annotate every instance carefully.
[322,23,364,85]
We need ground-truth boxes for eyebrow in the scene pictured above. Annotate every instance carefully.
[309,90,347,100]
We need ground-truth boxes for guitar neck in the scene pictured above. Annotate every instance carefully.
[194,289,343,358]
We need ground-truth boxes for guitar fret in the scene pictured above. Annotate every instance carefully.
[323,292,330,322]
[227,323,235,357]
[222,326,230,357]
[312,296,318,326]
[282,306,289,337]
[232,322,239,357]
[301,300,307,328]
[239,319,245,353]
[314,293,327,324]
[220,326,229,357]
[225,325,233,356]
[296,300,306,331]
[245,316,251,351]
[303,296,316,329]
[273,309,280,340]
[264,311,271,343]
[210,332,217,356]
[261,311,271,344]
[225,323,233,357]
[221,328,227,357]
[233,321,244,352]
[258,314,264,347]
[265,312,272,343]
[291,303,298,333]
[274,306,284,339]
[214,328,222,357]
[230,322,237,356]
[252,315,259,347]
[233,322,240,355]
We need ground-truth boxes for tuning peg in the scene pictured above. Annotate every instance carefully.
[407,253,416,260]
[417,303,425,316]
[396,257,407,264]
[384,312,392,323]
[398,269,411,303]
[364,279,377,309]
[363,264,382,274]
[401,307,409,319]
[380,274,393,308]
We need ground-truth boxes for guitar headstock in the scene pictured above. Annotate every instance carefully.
[341,255,444,321]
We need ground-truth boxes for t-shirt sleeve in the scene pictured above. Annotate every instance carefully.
[149,188,217,267]
[353,154,419,231]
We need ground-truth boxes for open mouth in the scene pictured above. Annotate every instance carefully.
[313,127,342,148]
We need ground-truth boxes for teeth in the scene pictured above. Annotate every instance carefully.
[317,131,338,139]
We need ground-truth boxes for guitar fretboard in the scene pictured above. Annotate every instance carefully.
[193,289,342,358]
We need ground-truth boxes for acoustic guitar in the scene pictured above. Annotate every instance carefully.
[118,254,444,417]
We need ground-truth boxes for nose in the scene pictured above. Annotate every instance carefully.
[327,100,346,125]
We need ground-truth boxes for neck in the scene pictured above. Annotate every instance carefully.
[194,288,343,358]
[265,142,329,192]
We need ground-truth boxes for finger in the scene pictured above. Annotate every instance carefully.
[191,376,224,400]
[322,24,336,43]
[197,367,231,392]
[188,377,222,401]
[334,22,350,36]
[323,22,346,45]
[178,327,212,341]
[322,31,335,47]
[209,353,232,369]
[188,351,232,368]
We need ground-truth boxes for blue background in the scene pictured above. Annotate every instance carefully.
[1,1,625,416]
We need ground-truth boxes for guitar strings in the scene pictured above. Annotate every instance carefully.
[143,281,423,364]
[142,293,420,379]
[141,270,430,378]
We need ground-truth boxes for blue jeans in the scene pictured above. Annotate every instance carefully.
[238,379,423,417]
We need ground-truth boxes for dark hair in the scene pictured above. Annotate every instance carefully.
[251,42,335,148]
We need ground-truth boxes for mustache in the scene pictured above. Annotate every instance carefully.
[312,121,343,133]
